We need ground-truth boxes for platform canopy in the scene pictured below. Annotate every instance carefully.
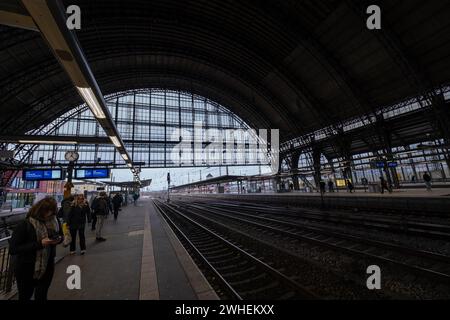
[102,179,152,189]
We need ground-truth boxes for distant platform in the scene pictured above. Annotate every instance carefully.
[41,200,217,300]
[252,188,450,198]
[172,188,450,215]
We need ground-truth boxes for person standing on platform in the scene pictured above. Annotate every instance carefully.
[423,172,432,191]
[67,195,90,255]
[89,194,98,231]
[327,179,334,193]
[346,180,355,193]
[91,192,111,242]
[9,197,63,301]
[380,176,392,194]
[319,181,326,195]
[133,193,139,206]
[57,195,74,222]
[112,193,124,221]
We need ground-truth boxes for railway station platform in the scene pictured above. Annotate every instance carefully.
[172,188,450,215]
[39,200,218,300]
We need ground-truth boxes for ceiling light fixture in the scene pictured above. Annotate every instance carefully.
[76,87,106,119]
[109,136,121,148]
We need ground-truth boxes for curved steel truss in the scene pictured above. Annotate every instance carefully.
[15,89,265,169]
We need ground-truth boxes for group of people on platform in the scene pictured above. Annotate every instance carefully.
[59,192,124,246]
[8,191,127,301]
[316,172,434,195]
[318,179,355,194]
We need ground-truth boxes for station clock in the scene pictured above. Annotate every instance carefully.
[65,150,79,162]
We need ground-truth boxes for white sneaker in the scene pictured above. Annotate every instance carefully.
[81,250,86,255]
[69,251,76,255]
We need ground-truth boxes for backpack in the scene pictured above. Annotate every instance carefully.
[112,195,122,206]
[93,197,108,215]
[57,199,72,221]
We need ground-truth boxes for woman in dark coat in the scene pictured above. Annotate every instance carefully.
[9,197,63,301]
[67,195,90,255]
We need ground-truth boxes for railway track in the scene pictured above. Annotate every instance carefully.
[201,199,450,240]
[174,200,450,285]
[0,212,27,240]
[153,199,319,300]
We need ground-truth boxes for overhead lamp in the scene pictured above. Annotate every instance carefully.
[127,163,133,168]
[109,136,122,148]
[76,87,106,119]
[122,154,129,161]
[19,140,78,145]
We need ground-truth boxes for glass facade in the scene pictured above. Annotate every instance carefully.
[286,141,450,187]
[24,89,262,168]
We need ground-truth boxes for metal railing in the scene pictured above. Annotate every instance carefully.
[0,236,15,297]
[0,214,16,298]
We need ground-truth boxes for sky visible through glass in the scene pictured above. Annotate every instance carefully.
[111,165,272,191]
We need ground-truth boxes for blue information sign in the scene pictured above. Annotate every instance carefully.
[375,161,385,168]
[387,162,398,168]
[75,168,110,179]
[23,169,63,181]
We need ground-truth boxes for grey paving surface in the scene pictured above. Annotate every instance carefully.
[48,204,145,300]
[149,204,198,300]
[45,200,208,300]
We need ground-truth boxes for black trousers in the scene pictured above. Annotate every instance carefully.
[91,214,97,230]
[16,262,55,301]
[69,227,86,252]
[113,206,120,220]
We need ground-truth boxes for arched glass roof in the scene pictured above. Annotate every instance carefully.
[23,89,263,168]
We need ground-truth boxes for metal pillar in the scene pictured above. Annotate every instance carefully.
[334,130,353,182]
[289,151,301,191]
[376,114,399,188]
[63,161,74,198]
[312,147,322,189]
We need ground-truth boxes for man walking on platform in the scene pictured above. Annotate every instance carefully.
[89,194,97,231]
[112,193,124,221]
[423,172,432,191]
[91,192,111,241]
[319,181,326,195]
[133,193,139,206]
[327,179,334,193]
[380,176,392,194]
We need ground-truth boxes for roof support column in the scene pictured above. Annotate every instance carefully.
[431,96,450,171]
[312,146,322,190]
[272,153,284,192]
[334,130,353,182]
[287,150,301,191]
[375,114,399,189]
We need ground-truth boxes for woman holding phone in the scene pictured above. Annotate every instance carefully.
[9,197,63,301]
